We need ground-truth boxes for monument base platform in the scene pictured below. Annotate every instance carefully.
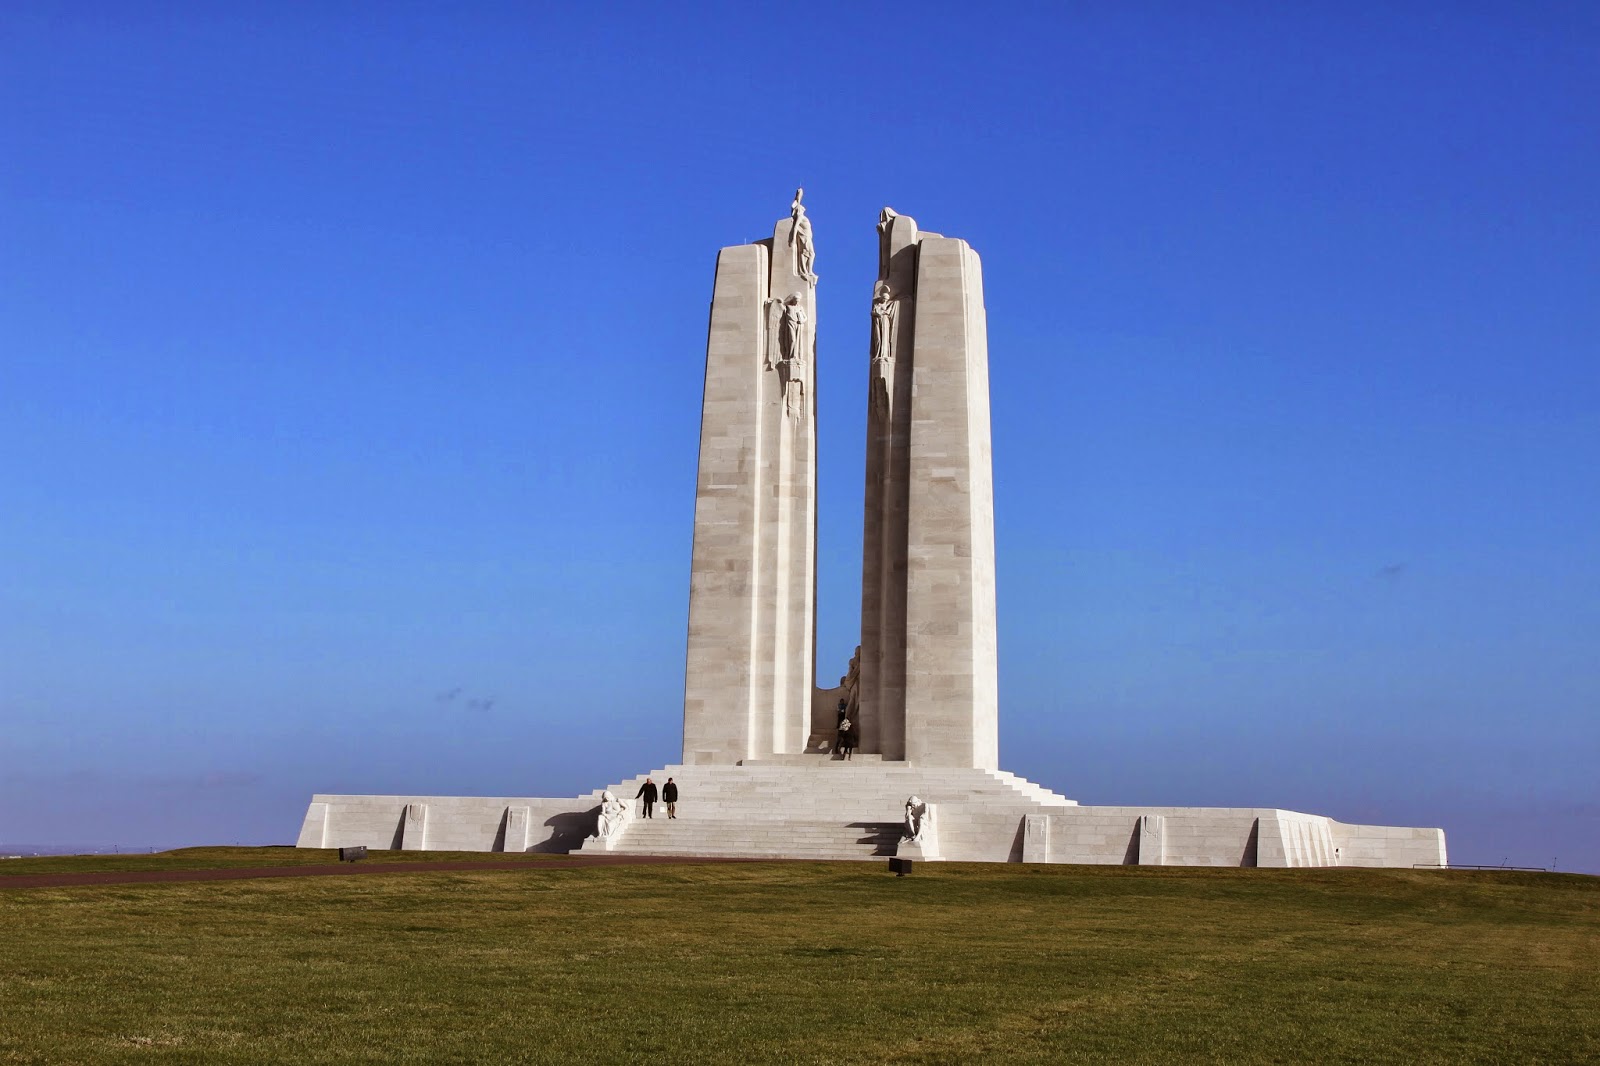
[298,762,1445,869]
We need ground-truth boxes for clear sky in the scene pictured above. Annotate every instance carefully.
[3,3,1596,871]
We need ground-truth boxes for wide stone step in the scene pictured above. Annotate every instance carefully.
[584,766,1080,834]
[739,754,888,765]
[625,817,898,832]
[607,817,903,860]
[609,846,884,861]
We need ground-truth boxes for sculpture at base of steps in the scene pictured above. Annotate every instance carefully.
[899,797,941,860]
[589,790,633,852]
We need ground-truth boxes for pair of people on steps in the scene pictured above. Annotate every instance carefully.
[636,776,679,818]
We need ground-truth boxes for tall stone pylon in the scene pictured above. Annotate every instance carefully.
[682,191,819,764]
[859,211,999,768]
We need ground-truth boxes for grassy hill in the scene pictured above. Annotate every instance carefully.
[3,849,1595,1063]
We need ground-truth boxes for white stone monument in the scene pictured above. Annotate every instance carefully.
[297,193,1448,871]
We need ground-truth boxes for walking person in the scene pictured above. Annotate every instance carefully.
[839,717,855,760]
[663,777,679,819]
[636,777,658,819]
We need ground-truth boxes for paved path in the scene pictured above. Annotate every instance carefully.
[0,854,776,891]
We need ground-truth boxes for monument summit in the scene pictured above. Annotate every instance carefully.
[299,195,1446,868]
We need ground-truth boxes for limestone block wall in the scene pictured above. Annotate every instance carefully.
[1332,822,1448,868]
[1042,807,1163,865]
[299,795,599,853]
[1035,806,1446,868]
[929,805,1036,862]
[1045,807,1255,867]
[1150,809,1263,867]
[918,801,1443,869]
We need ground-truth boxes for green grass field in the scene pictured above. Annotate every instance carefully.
[2,849,1596,1064]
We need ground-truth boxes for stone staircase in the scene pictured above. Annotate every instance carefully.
[609,816,904,860]
[573,759,1075,861]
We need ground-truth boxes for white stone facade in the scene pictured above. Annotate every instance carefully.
[300,764,1446,869]
[296,197,1449,870]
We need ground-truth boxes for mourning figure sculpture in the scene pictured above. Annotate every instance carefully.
[904,796,928,843]
[869,281,898,414]
[776,292,809,417]
[596,790,630,841]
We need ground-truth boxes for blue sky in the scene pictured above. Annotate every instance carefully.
[2,3,1596,870]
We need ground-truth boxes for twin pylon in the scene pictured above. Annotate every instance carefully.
[683,195,998,769]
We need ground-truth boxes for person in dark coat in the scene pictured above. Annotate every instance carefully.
[636,777,658,819]
[663,777,679,819]
[838,717,855,760]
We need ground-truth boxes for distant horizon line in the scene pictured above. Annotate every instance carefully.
[0,842,291,856]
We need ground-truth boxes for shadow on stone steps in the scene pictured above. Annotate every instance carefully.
[850,822,906,856]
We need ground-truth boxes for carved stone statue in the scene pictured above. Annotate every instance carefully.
[764,296,785,370]
[779,293,808,365]
[870,281,898,415]
[596,790,630,841]
[789,187,817,283]
[876,206,899,279]
[871,282,897,363]
[778,293,808,417]
[904,795,927,843]
[762,292,810,417]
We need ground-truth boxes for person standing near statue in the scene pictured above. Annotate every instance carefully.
[663,777,679,819]
[636,777,658,819]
